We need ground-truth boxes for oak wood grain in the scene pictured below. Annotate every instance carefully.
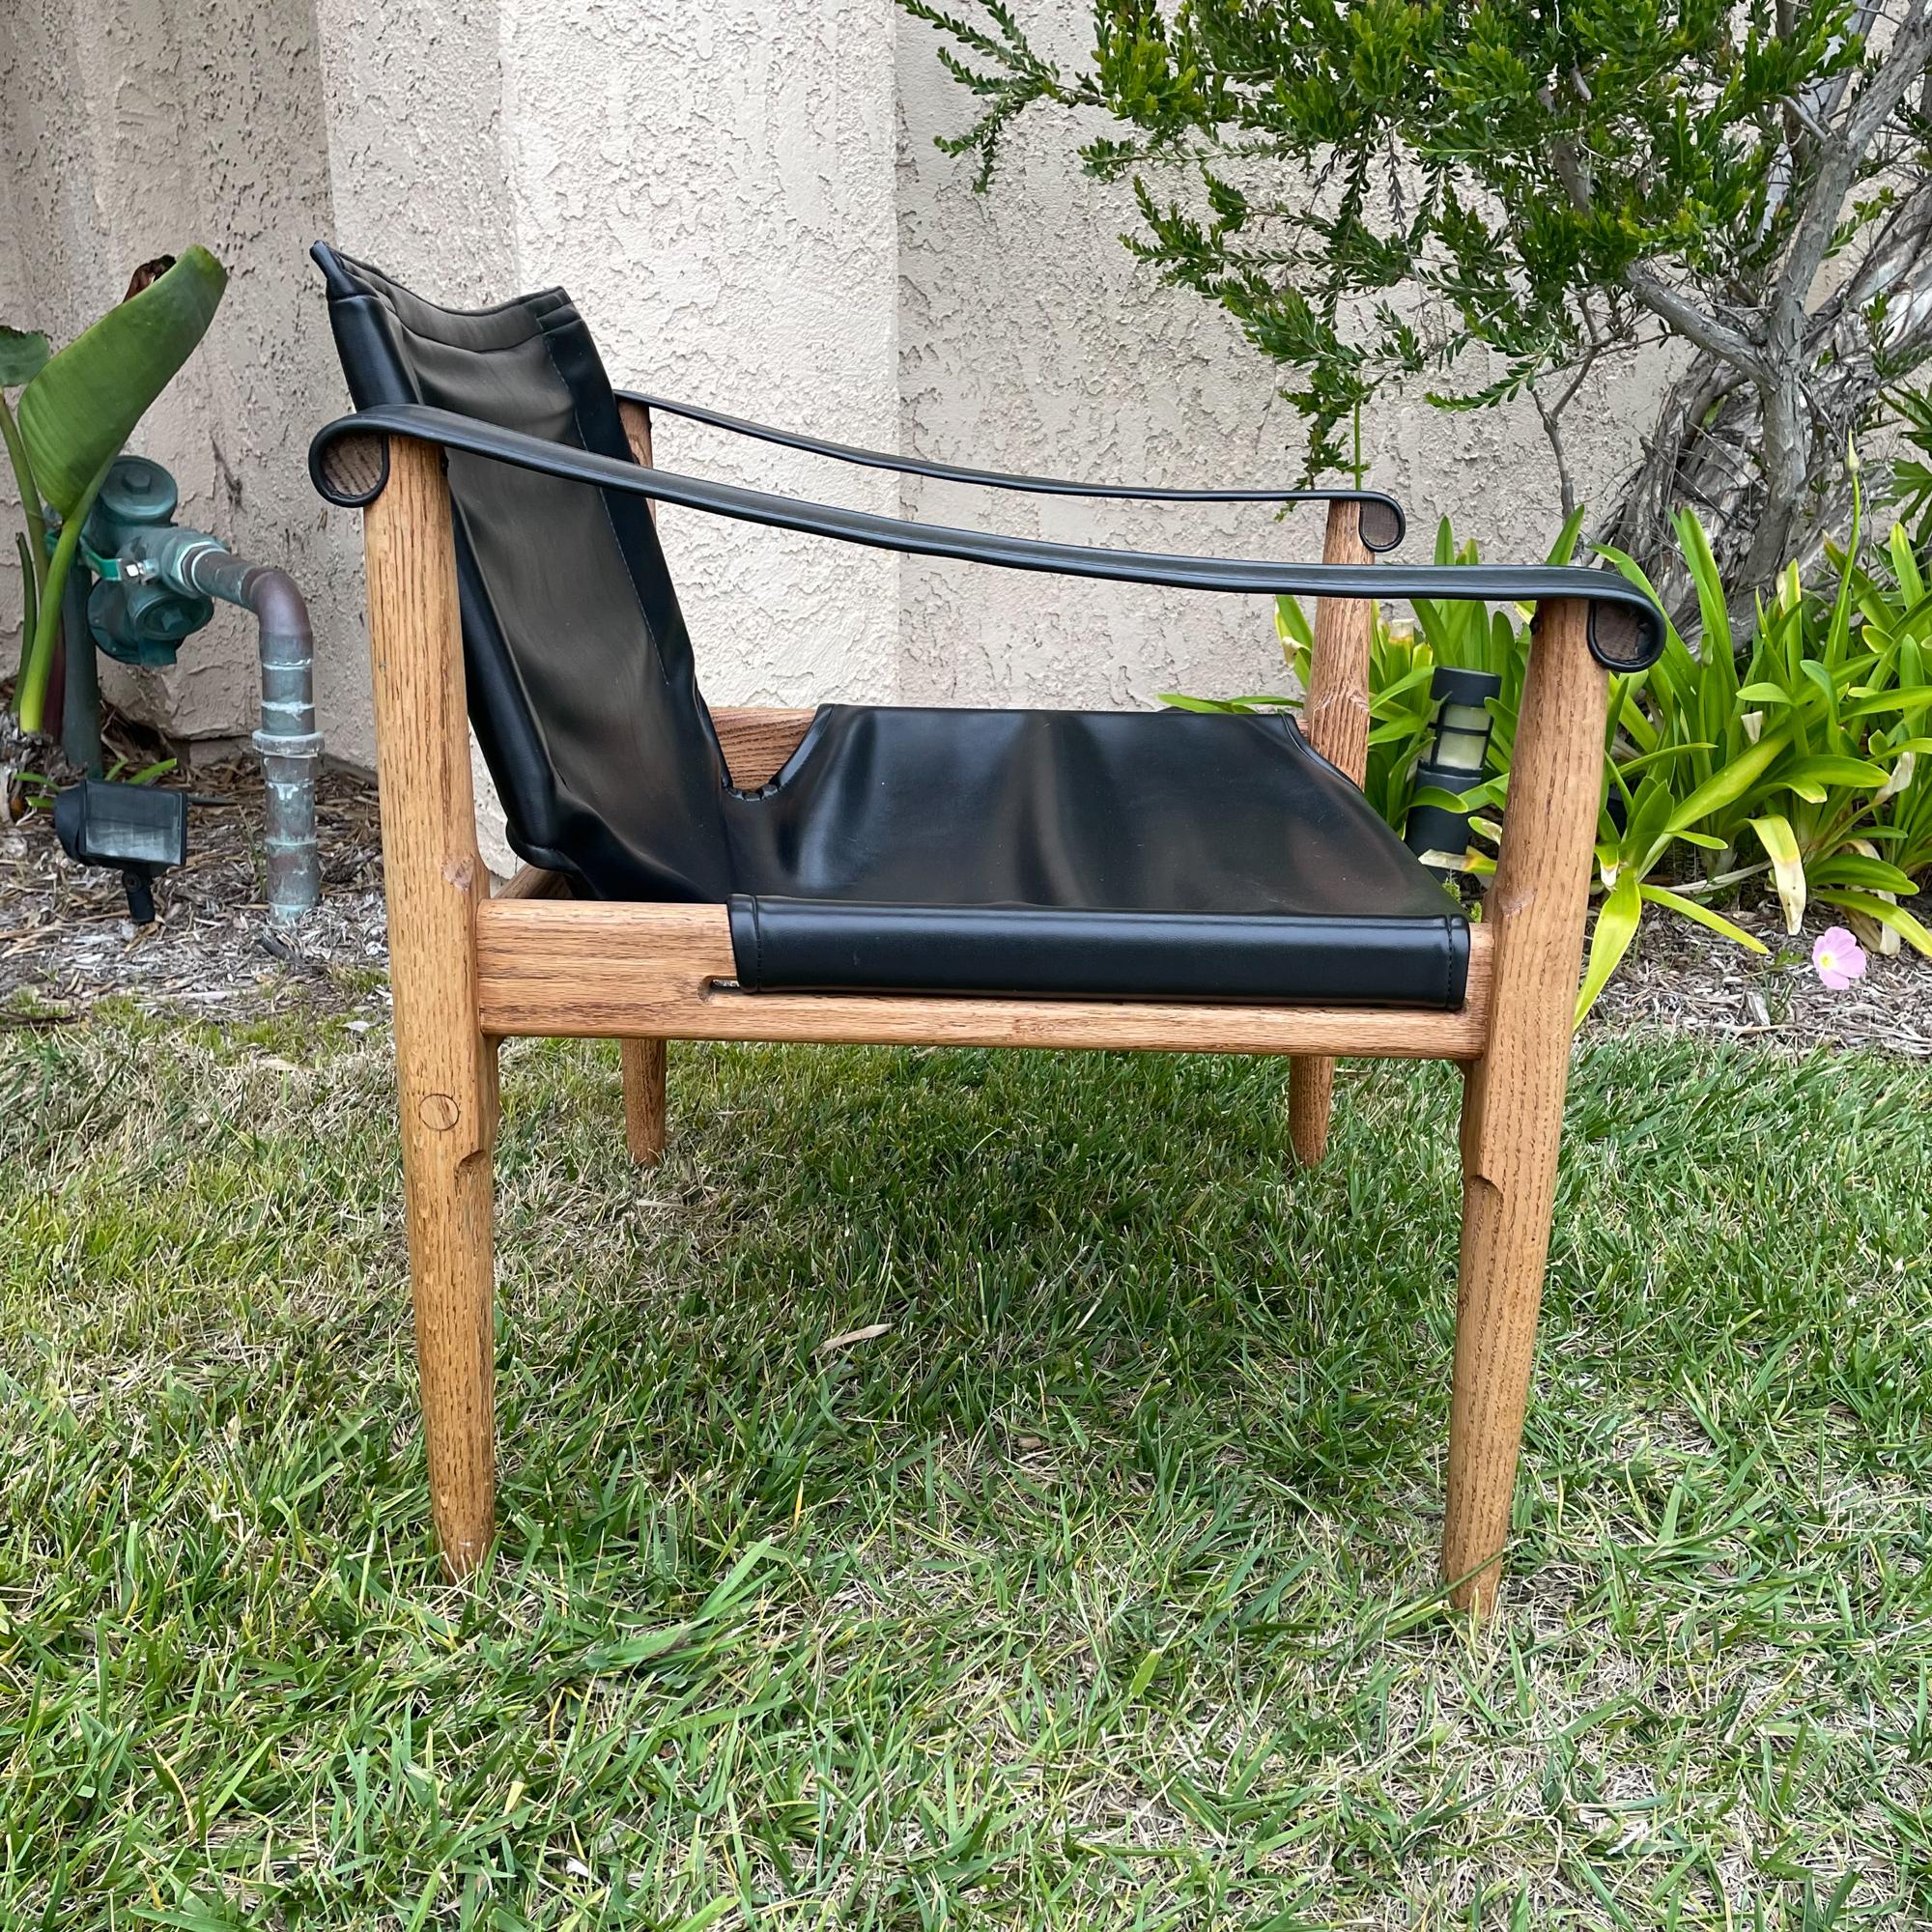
[621,1037,668,1166]
[613,396,675,1164]
[363,437,498,1578]
[616,396,654,478]
[710,707,817,789]
[618,397,816,797]
[496,865,564,900]
[473,898,1492,1057]
[1442,595,1606,1617]
[1290,500,1377,1167]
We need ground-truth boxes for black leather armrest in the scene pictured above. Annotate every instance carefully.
[616,388,1407,552]
[309,404,1665,670]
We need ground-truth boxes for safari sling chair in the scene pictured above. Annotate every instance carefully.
[306,242,1664,1617]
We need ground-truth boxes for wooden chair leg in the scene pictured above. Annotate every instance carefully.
[364,437,498,1578]
[1443,1058,1559,1618]
[1288,1057,1339,1167]
[1440,598,1606,1617]
[398,1047,497,1578]
[1290,502,1374,1167]
[621,1037,667,1166]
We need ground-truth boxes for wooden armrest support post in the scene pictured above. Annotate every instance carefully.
[1289,501,1377,1168]
[613,397,671,1166]
[618,396,815,791]
[1442,595,1607,1613]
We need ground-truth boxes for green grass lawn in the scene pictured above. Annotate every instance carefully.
[2,1011,1928,1929]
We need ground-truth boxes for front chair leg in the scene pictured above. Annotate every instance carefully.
[1440,597,1606,1617]
[621,1037,667,1166]
[1442,1051,1566,1615]
[363,436,500,1578]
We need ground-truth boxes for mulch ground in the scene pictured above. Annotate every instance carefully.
[1,713,389,1026]
[3,724,1927,1052]
[1590,895,1932,1056]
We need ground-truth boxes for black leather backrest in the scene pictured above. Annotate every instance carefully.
[312,242,731,899]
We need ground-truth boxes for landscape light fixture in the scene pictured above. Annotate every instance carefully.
[1404,667,1501,871]
[52,778,188,925]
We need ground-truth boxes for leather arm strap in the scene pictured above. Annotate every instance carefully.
[310,404,1664,670]
[616,388,1406,551]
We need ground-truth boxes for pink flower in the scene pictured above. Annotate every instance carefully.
[1812,925,1868,990]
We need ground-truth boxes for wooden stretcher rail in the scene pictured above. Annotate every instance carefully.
[496,865,566,900]
[709,705,817,789]
[473,899,1493,1058]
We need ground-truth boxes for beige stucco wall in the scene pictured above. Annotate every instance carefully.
[3,0,902,876]
[5,0,1664,841]
[310,0,902,867]
[495,0,901,708]
[0,0,355,755]
[310,0,526,780]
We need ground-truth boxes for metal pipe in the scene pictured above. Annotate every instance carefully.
[173,544,323,923]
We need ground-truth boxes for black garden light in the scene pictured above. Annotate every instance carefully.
[1404,667,1501,871]
[52,778,188,926]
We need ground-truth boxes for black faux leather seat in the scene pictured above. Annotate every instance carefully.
[722,705,1467,1005]
[314,244,1468,1009]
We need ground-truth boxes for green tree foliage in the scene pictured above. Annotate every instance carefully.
[902,1,1932,609]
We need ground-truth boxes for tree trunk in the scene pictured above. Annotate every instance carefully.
[1600,190,1932,624]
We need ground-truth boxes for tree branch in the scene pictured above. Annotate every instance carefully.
[1620,264,1772,379]
[1540,84,1773,378]
[1774,1,1932,339]
[1532,385,1579,521]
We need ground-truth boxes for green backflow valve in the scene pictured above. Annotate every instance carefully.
[52,453,322,923]
[77,457,216,665]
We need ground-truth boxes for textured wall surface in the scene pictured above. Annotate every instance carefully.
[0,0,353,754]
[315,0,901,739]
[7,0,1670,845]
[3,0,899,874]
[311,0,524,859]
[497,0,901,709]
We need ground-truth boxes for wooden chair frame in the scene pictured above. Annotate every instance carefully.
[344,412,1635,1619]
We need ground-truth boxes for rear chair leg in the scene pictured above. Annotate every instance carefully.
[1288,1060,1338,1167]
[1439,598,1606,1616]
[622,1038,667,1166]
